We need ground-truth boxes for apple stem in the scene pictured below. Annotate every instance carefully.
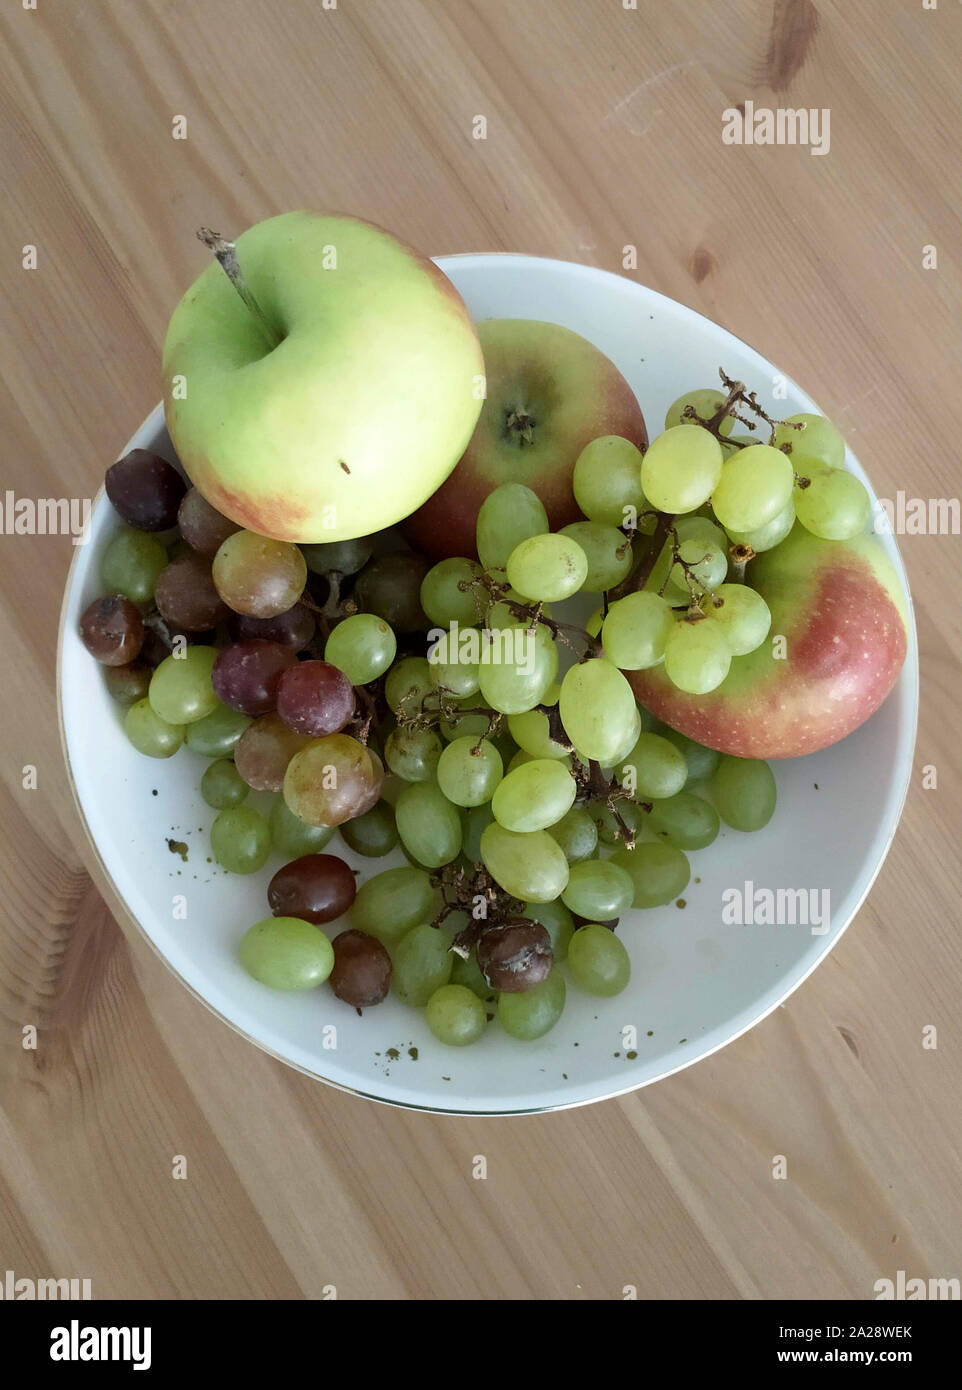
[196,227,283,351]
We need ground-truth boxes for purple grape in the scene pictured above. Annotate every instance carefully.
[211,639,298,716]
[105,450,186,531]
[229,603,315,650]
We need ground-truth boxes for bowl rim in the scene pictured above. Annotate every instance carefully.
[57,252,919,1116]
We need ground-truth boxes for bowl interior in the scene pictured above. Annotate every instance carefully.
[59,254,918,1114]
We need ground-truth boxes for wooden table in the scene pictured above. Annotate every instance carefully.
[1,0,959,1300]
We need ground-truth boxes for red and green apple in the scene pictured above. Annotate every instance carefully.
[163,212,484,543]
[403,318,647,561]
[628,525,909,758]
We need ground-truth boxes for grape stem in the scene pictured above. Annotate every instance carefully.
[728,543,754,583]
[197,228,283,352]
[615,510,674,598]
[571,755,650,849]
[428,863,524,955]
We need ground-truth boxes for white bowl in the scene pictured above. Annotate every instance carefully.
[58,254,918,1115]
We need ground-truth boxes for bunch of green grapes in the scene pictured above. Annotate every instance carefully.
[87,422,786,1050]
[572,388,871,697]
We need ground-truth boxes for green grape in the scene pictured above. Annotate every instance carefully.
[572,435,647,527]
[663,620,732,695]
[340,801,398,857]
[588,798,645,846]
[506,534,588,602]
[186,702,253,757]
[436,736,504,807]
[104,663,151,706]
[238,917,334,991]
[586,607,604,638]
[525,900,575,962]
[124,698,184,758]
[643,516,727,600]
[726,499,796,552]
[395,782,462,868]
[476,483,549,571]
[567,925,631,997]
[351,866,439,946]
[300,536,373,576]
[420,557,485,627]
[498,968,566,1040]
[558,522,633,592]
[647,791,720,849]
[507,709,572,760]
[478,621,558,715]
[428,638,481,697]
[773,412,845,472]
[491,758,576,833]
[706,583,771,655]
[210,804,271,874]
[721,434,758,459]
[269,796,336,857]
[486,593,550,630]
[439,697,492,743]
[393,923,454,1006]
[711,755,776,830]
[795,469,871,540]
[100,527,168,603]
[325,613,396,685]
[664,388,735,435]
[461,803,495,864]
[561,859,635,920]
[596,704,642,771]
[480,823,569,903]
[656,728,720,785]
[602,591,674,670]
[148,647,219,725]
[385,726,443,782]
[710,445,795,532]
[618,731,688,799]
[450,947,497,1002]
[385,656,436,719]
[559,659,637,764]
[425,984,487,1046]
[640,424,724,514]
[612,841,691,908]
[546,806,598,863]
[666,535,728,599]
[201,758,248,809]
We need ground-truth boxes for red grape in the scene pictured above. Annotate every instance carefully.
[268,854,357,925]
[329,929,392,1007]
[155,553,230,631]
[212,531,307,618]
[229,603,315,650]
[275,660,355,737]
[80,595,144,665]
[211,640,297,716]
[177,487,241,554]
[234,713,311,792]
[477,919,553,993]
[105,450,186,531]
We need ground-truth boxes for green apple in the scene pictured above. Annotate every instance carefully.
[403,318,647,560]
[163,212,484,542]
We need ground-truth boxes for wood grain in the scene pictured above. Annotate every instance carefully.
[1,0,960,1300]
